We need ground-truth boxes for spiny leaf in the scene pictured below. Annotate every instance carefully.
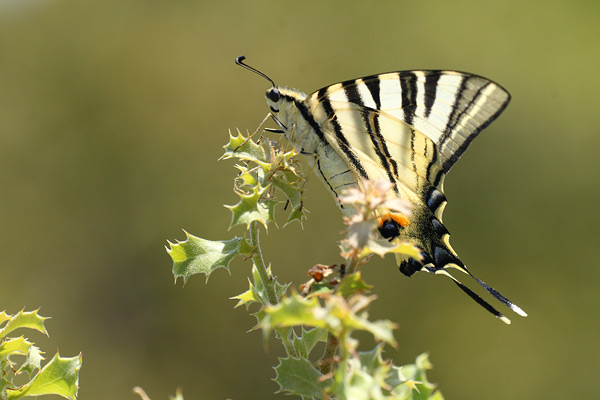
[224,184,278,230]
[292,332,307,359]
[274,357,327,398]
[358,344,385,373]
[231,283,258,309]
[166,232,243,283]
[271,175,302,210]
[6,353,82,400]
[18,344,44,376]
[221,129,268,165]
[234,164,260,187]
[262,295,324,331]
[0,336,32,359]
[283,205,306,227]
[337,272,373,298]
[245,263,290,307]
[301,327,328,357]
[387,353,443,400]
[0,309,48,339]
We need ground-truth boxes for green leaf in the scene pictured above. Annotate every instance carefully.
[166,232,243,283]
[0,336,32,359]
[388,353,443,400]
[272,174,302,210]
[292,332,307,358]
[360,318,397,348]
[301,327,328,357]
[337,272,373,298]
[18,344,44,376]
[262,295,325,331]
[274,357,327,398]
[245,263,290,307]
[230,283,258,309]
[0,311,12,326]
[0,309,48,339]
[221,129,268,165]
[234,164,259,187]
[358,344,385,373]
[224,184,278,230]
[284,204,307,227]
[6,353,81,400]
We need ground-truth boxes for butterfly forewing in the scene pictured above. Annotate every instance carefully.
[311,71,511,172]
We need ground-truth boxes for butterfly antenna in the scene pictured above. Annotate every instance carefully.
[236,56,276,87]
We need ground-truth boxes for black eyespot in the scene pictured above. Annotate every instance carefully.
[378,219,401,240]
[267,87,281,103]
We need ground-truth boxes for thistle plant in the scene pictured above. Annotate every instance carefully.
[166,128,444,399]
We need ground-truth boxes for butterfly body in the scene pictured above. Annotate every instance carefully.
[238,57,525,322]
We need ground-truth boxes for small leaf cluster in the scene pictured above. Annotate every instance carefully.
[167,129,305,284]
[261,274,442,399]
[166,129,443,399]
[0,310,81,400]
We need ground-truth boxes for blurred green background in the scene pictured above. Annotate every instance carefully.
[1,1,598,399]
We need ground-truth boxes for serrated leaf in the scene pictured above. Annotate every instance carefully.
[0,309,48,339]
[337,272,373,297]
[166,232,243,283]
[234,164,259,187]
[244,264,290,308]
[360,319,397,348]
[358,344,385,373]
[224,184,278,230]
[274,357,327,398]
[221,129,268,164]
[6,353,81,400]
[230,284,258,309]
[301,327,328,356]
[262,295,324,331]
[272,175,302,210]
[18,344,44,376]
[292,332,307,359]
[0,311,12,327]
[283,205,307,228]
[388,353,443,400]
[0,336,32,359]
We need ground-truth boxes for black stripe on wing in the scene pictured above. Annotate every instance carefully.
[318,88,370,180]
[341,80,400,193]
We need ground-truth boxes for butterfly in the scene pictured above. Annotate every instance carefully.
[236,56,526,323]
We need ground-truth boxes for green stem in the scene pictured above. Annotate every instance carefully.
[249,222,296,357]
[249,222,277,304]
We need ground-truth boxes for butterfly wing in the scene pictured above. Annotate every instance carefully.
[302,71,524,321]
[309,70,511,172]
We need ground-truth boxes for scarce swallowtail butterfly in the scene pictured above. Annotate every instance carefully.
[236,56,526,324]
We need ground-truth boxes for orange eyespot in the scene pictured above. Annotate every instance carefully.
[390,213,410,228]
[378,212,410,228]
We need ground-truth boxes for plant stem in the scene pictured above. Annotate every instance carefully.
[249,222,297,357]
[249,222,277,305]
[319,332,338,374]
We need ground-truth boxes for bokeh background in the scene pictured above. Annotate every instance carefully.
[1,1,598,399]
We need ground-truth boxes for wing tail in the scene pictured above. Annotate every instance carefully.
[468,273,528,317]
[434,269,511,324]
